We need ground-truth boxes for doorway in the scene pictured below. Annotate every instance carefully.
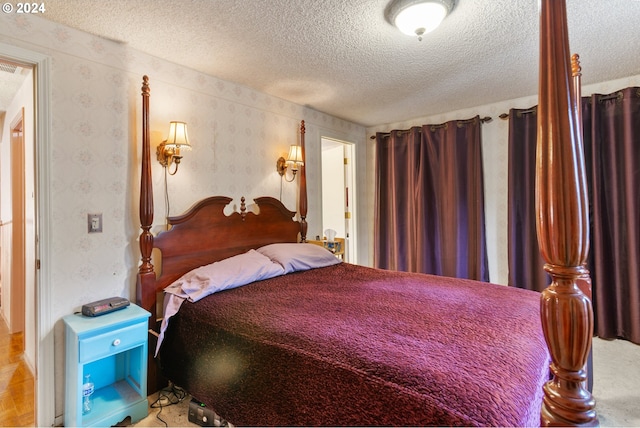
[320,137,357,263]
[0,45,52,426]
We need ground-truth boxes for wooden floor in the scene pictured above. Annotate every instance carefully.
[0,315,35,427]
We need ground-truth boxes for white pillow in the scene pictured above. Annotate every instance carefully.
[157,249,285,356]
[165,249,285,302]
[257,243,342,274]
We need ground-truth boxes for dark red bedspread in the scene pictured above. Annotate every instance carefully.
[159,263,550,426]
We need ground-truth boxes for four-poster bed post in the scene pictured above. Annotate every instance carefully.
[136,75,154,316]
[298,120,308,242]
[537,0,597,425]
[135,75,164,393]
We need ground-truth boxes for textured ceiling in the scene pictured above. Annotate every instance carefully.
[16,0,640,125]
[0,60,31,111]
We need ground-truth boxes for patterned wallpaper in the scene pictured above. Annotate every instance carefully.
[0,13,365,421]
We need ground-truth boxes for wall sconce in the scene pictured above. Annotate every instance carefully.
[386,0,455,41]
[157,121,191,175]
[277,145,304,182]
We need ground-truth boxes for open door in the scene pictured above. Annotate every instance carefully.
[10,108,26,339]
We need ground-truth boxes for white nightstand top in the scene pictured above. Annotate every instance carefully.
[64,303,150,336]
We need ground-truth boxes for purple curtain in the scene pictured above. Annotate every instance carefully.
[583,87,640,344]
[507,107,549,292]
[508,87,640,344]
[374,127,430,273]
[374,117,489,281]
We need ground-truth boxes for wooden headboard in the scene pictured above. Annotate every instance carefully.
[153,196,301,291]
[135,0,596,423]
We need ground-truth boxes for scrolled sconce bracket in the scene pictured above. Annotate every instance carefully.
[277,156,298,182]
[157,141,183,175]
[156,141,173,168]
[277,157,287,177]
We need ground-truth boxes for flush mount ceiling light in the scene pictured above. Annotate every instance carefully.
[386,0,455,41]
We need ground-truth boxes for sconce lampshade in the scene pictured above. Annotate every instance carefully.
[386,0,455,40]
[276,145,304,181]
[157,121,192,175]
[165,121,191,152]
[286,145,304,169]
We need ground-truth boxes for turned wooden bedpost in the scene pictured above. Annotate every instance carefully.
[136,76,156,317]
[537,1,597,426]
[138,76,154,276]
[572,55,582,140]
[136,76,165,393]
[572,53,595,394]
[299,120,308,242]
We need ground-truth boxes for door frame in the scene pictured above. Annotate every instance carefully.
[0,42,54,427]
[320,137,357,263]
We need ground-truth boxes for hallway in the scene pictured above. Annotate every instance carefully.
[0,315,35,426]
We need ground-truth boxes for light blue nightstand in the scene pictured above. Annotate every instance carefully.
[64,303,151,427]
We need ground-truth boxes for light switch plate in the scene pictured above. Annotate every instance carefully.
[88,213,103,233]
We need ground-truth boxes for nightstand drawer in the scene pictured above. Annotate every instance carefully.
[79,322,147,363]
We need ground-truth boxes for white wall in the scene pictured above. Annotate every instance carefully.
[0,13,365,424]
[366,73,640,284]
[321,140,345,239]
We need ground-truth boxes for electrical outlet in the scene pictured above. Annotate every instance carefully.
[88,213,103,233]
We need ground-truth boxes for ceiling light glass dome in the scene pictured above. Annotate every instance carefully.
[386,0,455,41]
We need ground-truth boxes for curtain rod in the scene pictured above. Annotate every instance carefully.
[370,116,492,140]
[499,107,537,120]
[597,92,623,102]
[500,90,633,119]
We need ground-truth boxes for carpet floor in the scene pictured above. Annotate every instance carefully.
[133,337,640,427]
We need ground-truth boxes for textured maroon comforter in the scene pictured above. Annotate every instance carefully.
[159,263,550,426]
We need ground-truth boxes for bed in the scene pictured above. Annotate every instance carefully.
[136,0,598,425]
[158,246,550,426]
